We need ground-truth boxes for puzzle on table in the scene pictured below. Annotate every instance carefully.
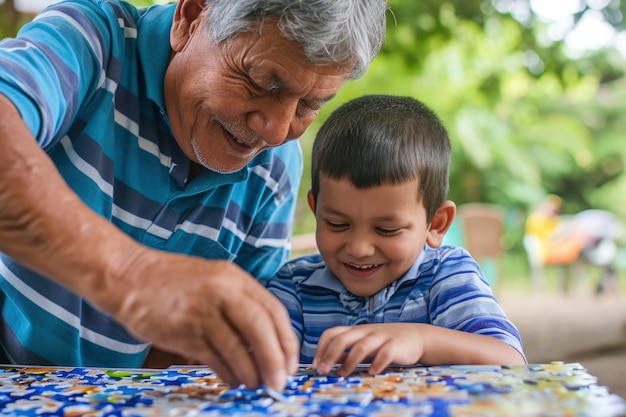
[0,362,624,416]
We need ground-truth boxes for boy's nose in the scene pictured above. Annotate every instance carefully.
[345,235,376,258]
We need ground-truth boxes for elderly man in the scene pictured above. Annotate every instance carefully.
[0,0,387,389]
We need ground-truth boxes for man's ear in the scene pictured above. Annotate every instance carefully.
[426,200,456,248]
[171,0,206,52]
[307,190,316,213]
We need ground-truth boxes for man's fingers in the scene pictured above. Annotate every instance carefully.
[237,307,288,389]
[202,329,261,389]
[197,342,238,388]
[120,258,296,390]
[265,291,300,373]
[221,284,294,389]
[154,336,241,388]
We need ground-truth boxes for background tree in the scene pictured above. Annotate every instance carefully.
[2,0,626,253]
[294,0,626,253]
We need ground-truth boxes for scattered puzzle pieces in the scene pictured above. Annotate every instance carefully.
[0,362,623,416]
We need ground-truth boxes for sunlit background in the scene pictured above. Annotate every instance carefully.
[4,0,626,232]
[2,0,626,398]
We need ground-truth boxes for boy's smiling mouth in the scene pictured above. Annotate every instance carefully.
[346,263,380,270]
[344,262,383,278]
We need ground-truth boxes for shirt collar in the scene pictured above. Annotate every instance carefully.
[137,4,174,112]
[305,248,429,314]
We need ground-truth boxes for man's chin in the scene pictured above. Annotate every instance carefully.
[203,163,242,175]
[196,156,249,174]
[191,137,249,174]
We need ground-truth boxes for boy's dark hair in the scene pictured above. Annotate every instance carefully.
[311,95,451,223]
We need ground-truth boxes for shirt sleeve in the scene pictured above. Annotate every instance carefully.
[263,262,305,344]
[428,246,527,362]
[0,0,123,149]
[233,141,303,279]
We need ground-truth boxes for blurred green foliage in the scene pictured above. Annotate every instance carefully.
[295,0,626,254]
[3,0,626,254]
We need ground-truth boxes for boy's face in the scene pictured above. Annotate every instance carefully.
[312,175,433,297]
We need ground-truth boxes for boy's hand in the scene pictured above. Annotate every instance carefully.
[312,323,424,376]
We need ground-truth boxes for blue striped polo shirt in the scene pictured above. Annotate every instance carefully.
[265,245,525,364]
[0,0,302,367]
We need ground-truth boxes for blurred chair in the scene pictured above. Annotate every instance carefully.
[455,203,505,289]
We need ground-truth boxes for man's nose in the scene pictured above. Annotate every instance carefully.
[246,98,310,146]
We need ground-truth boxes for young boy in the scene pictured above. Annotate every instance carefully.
[265,95,526,377]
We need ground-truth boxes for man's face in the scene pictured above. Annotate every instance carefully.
[164,10,351,174]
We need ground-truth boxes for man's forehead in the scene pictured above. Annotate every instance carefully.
[233,22,351,91]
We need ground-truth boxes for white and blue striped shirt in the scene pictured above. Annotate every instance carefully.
[0,0,302,367]
[265,245,525,364]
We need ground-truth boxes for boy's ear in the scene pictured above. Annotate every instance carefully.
[307,190,316,213]
[426,200,457,248]
[171,0,206,52]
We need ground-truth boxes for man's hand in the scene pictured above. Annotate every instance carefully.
[111,250,299,390]
[0,95,298,390]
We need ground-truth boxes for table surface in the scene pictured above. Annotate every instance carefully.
[0,362,624,416]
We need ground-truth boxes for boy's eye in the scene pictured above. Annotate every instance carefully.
[325,220,348,230]
[377,228,400,236]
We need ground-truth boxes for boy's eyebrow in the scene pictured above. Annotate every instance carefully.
[319,206,344,217]
[366,213,406,224]
[321,206,401,222]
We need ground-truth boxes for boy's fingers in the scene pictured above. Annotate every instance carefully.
[337,337,378,376]
[315,327,367,374]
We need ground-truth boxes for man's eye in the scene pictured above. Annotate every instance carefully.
[296,100,323,118]
[296,106,318,118]
[248,83,269,97]
[247,78,278,96]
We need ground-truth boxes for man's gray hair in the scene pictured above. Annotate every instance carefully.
[205,0,387,80]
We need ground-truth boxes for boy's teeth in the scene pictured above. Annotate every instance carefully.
[349,263,376,269]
